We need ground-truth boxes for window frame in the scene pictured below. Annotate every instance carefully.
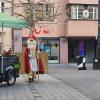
[0,1,4,12]
[67,4,98,20]
[23,3,54,21]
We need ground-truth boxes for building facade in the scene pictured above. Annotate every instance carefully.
[66,0,98,63]
[0,0,98,64]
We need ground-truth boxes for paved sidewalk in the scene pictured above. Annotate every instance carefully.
[23,74,90,100]
[48,64,100,100]
[48,63,93,70]
[0,74,90,100]
[0,76,35,100]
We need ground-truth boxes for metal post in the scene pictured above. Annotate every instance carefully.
[37,42,39,81]
[1,24,3,73]
[11,0,14,51]
[98,0,100,57]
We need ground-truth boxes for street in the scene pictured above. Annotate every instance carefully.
[0,64,100,100]
[48,64,100,100]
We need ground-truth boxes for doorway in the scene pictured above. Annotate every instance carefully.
[39,38,60,63]
[68,39,95,63]
[68,40,79,62]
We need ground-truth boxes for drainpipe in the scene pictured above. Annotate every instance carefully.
[95,0,100,58]
[11,0,14,51]
[97,0,100,57]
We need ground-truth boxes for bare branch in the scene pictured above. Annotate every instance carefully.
[18,0,23,4]
[5,0,66,32]
[54,0,63,18]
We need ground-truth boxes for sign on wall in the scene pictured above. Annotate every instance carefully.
[14,30,22,53]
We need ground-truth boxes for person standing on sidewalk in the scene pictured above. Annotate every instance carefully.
[25,34,38,82]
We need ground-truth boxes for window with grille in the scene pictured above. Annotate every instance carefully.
[35,3,54,21]
[23,3,54,21]
[67,4,98,20]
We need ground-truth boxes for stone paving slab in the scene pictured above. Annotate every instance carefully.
[0,74,91,100]
[0,76,35,100]
[23,74,91,100]
[48,64,100,100]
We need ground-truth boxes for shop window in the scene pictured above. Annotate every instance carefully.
[40,39,60,63]
[22,38,60,63]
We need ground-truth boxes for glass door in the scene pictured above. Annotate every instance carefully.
[68,40,79,62]
[39,38,60,63]
[44,44,51,57]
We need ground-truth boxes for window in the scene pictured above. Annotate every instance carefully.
[36,3,54,21]
[0,2,4,12]
[78,5,84,19]
[71,5,77,19]
[67,4,98,20]
[88,6,93,19]
[39,38,60,63]
[35,3,43,21]
[22,37,60,64]
[23,3,54,21]
[44,3,54,21]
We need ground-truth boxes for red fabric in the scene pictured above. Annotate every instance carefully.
[24,45,38,73]
[32,34,36,40]
[38,58,44,74]
[35,45,38,52]
[25,47,44,74]
[24,47,31,73]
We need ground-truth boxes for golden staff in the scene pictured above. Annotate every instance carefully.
[36,37,41,81]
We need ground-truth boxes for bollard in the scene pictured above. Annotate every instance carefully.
[78,56,87,70]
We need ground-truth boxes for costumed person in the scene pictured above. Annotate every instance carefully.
[25,34,38,82]
[24,44,31,74]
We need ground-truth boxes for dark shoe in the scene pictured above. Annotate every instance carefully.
[28,78,32,83]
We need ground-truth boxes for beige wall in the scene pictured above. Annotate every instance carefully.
[21,0,98,38]
[3,0,98,53]
[0,28,12,51]
[22,22,66,37]
[66,20,98,37]
[20,0,66,38]
[60,38,68,64]
[67,0,98,4]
